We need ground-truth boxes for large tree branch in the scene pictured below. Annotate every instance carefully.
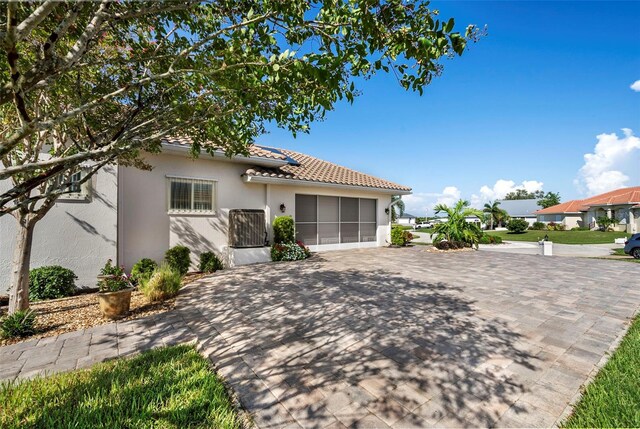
[15,0,59,42]
[63,0,110,67]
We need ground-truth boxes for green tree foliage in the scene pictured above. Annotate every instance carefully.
[391,196,405,223]
[483,200,501,230]
[273,216,295,244]
[0,1,479,313]
[537,192,561,209]
[596,216,617,230]
[432,200,484,248]
[504,189,545,200]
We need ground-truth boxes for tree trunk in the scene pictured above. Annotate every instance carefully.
[8,218,35,314]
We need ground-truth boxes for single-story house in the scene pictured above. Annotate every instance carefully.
[0,138,411,292]
[396,213,418,226]
[496,199,541,226]
[535,186,640,233]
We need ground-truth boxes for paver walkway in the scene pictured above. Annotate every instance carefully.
[1,248,639,428]
[0,311,197,381]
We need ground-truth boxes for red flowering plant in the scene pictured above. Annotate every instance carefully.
[97,259,132,292]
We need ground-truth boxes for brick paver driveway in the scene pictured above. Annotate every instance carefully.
[181,248,640,428]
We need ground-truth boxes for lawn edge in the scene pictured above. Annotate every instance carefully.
[554,308,640,427]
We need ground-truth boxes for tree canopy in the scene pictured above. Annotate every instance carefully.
[503,189,544,200]
[0,0,480,216]
[537,191,561,209]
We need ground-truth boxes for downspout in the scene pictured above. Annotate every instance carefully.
[387,196,401,244]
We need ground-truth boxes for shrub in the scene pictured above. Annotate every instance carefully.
[271,241,311,261]
[547,221,557,231]
[165,245,191,275]
[435,240,472,250]
[98,260,131,292]
[1,309,36,339]
[571,226,590,231]
[556,224,566,231]
[530,221,545,230]
[29,266,77,301]
[273,216,295,244]
[507,218,529,233]
[140,264,182,302]
[391,225,411,246]
[131,258,158,284]
[199,252,224,273]
[478,234,503,245]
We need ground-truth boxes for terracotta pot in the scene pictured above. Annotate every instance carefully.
[97,287,134,319]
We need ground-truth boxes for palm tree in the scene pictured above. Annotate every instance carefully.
[391,195,405,223]
[432,199,484,248]
[483,200,501,230]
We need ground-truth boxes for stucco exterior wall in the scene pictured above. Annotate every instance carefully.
[119,152,266,271]
[119,152,395,270]
[562,215,582,229]
[0,166,118,293]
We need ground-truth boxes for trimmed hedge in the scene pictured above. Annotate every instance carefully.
[164,246,191,275]
[29,266,77,301]
[273,216,295,244]
[479,234,503,245]
[199,252,224,273]
[434,240,471,250]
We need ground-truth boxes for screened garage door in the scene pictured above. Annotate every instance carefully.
[295,195,377,245]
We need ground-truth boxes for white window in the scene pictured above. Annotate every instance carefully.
[167,177,216,214]
[58,170,91,201]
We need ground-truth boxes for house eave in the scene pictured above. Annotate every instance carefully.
[161,143,289,168]
[242,175,412,195]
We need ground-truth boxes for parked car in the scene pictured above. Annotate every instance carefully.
[414,222,433,229]
[623,233,640,259]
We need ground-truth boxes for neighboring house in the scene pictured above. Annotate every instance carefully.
[0,138,411,292]
[496,199,541,226]
[535,186,640,233]
[396,213,418,226]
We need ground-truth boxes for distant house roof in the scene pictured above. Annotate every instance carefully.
[162,137,411,193]
[535,186,640,214]
[496,199,541,217]
[398,213,418,219]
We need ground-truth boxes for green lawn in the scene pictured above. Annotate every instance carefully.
[610,248,640,263]
[490,230,628,245]
[562,314,640,427]
[0,345,240,429]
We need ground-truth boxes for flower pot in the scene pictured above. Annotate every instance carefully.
[97,287,134,319]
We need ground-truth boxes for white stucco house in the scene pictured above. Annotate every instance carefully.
[0,138,411,292]
[396,213,418,226]
[535,186,640,232]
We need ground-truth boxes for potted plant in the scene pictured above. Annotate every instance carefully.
[97,260,133,319]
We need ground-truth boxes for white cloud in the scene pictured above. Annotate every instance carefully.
[631,80,640,92]
[575,128,640,196]
[471,179,544,207]
[402,186,461,216]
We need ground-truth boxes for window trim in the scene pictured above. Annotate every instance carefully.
[57,169,92,202]
[166,175,218,215]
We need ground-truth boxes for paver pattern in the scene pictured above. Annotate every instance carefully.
[181,249,640,428]
[1,248,639,429]
[0,311,196,381]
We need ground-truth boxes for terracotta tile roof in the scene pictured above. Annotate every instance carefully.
[161,137,287,160]
[244,147,411,192]
[535,186,640,214]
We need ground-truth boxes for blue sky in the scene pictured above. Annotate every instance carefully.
[257,1,640,216]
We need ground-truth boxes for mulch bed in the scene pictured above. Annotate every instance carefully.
[0,273,207,347]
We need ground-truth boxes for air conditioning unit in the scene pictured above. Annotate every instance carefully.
[228,209,266,248]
